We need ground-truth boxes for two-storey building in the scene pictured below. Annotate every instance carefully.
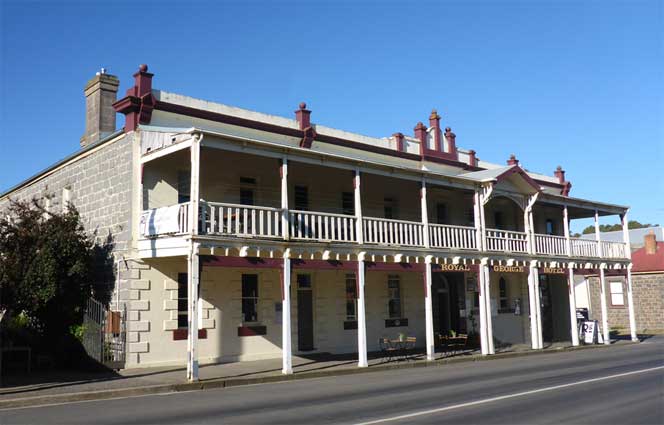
[0,65,638,381]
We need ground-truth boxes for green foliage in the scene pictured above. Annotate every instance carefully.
[69,323,87,342]
[0,199,112,345]
[581,220,658,235]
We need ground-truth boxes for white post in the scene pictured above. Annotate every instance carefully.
[357,253,368,367]
[483,264,495,354]
[594,209,603,259]
[563,205,572,256]
[598,266,610,345]
[424,256,434,360]
[478,260,489,355]
[421,179,430,248]
[524,202,532,255]
[281,158,289,240]
[480,192,488,251]
[354,169,363,245]
[533,266,544,349]
[568,265,580,346]
[473,190,483,250]
[528,262,540,349]
[621,211,638,341]
[282,253,292,374]
[189,134,201,236]
[187,242,200,382]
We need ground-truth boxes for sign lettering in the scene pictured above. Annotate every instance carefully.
[439,264,471,272]
[542,267,566,275]
[492,265,525,273]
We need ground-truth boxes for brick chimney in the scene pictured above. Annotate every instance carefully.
[295,102,316,148]
[429,109,441,151]
[645,231,657,255]
[468,149,477,167]
[81,68,119,147]
[392,132,405,152]
[554,166,566,184]
[414,122,427,156]
[507,154,519,166]
[444,127,457,155]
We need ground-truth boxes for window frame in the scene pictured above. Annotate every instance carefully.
[241,274,259,323]
[294,185,309,211]
[345,274,357,321]
[177,273,188,329]
[387,275,402,319]
[342,192,355,216]
[609,280,625,307]
[498,277,509,310]
[177,170,191,204]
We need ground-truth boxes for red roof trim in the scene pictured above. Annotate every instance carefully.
[494,165,541,192]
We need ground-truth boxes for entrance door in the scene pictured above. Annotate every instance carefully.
[297,275,314,351]
[539,275,554,342]
[438,290,451,335]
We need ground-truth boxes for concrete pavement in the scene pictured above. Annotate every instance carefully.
[2,337,662,424]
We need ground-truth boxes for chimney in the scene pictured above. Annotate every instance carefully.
[645,231,657,255]
[81,68,119,147]
[429,109,441,151]
[414,122,427,156]
[554,166,566,184]
[507,154,519,166]
[295,102,311,129]
[444,127,457,155]
[393,132,405,152]
[468,149,477,167]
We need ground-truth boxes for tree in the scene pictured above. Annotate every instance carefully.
[580,220,658,235]
[0,199,112,349]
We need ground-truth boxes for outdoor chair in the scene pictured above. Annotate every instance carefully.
[379,338,398,362]
[403,337,417,361]
[439,333,468,357]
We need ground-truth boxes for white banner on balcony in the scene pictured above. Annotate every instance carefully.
[141,205,182,236]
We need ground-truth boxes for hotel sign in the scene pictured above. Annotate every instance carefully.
[542,267,566,275]
[492,265,525,273]
[439,264,471,272]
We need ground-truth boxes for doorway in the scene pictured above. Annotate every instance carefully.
[297,274,314,351]
[433,274,463,337]
[539,275,554,343]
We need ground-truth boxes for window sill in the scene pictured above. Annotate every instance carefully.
[173,329,207,341]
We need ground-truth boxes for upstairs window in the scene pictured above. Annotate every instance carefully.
[384,197,397,219]
[342,192,355,216]
[546,219,555,235]
[436,203,448,224]
[294,185,309,211]
[388,275,402,319]
[494,212,504,230]
[240,177,256,205]
[345,274,357,321]
[242,274,259,322]
[177,170,191,204]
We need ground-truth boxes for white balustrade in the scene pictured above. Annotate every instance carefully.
[140,202,191,237]
[289,210,357,242]
[601,240,627,259]
[202,202,283,238]
[534,234,568,256]
[485,229,529,253]
[363,217,424,247]
[570,238,599,258]
[429,223,477,250]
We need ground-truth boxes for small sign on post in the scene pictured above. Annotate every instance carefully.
[582,320,599,344]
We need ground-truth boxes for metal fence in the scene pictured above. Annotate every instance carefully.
[82,297,126,369]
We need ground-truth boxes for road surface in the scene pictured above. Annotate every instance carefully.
[2,337,663,424]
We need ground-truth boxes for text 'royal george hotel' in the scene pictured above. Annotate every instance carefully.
[0,65,638,381]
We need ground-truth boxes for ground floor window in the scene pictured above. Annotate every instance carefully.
[345,274,357,320]
[609,281,624,306]
[177,273,188,329]
[499,277,509,310]
[388,275,402,318]
[242,274,259,322]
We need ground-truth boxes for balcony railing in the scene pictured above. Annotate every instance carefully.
[289,210,357,242]
[140,203,629,260]
[202,202,283,238]
[363,216,424,247]
[429,223,477,250]
[534,234,568,256]
[486,229,529,253]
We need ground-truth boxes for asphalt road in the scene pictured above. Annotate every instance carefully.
[2,338,663,424]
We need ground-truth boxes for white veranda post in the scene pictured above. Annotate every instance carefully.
[567,265,580,346]
[599,266,610,345]
[478,260,489,355]
[483,264,495,354]
[282,253,292,374]
[424,256,434,360]
[281,158,289,240]
[357,254,368,367]
[354,169,363,244]
[187,134,201,383]
[622,211,638,341]
[528,262,540,349]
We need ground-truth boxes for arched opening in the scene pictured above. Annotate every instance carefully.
[484,196,525,232]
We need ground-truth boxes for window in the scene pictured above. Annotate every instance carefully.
[177,273,188,329]
[610,281,624,306]
[499,277,508,310]
[345,274,357,320]
[388,275,402,319]
[384,197,396,219]
[294,185,308,211]
[342,192,355,216]
[297,274,311,289]
[62,188,71,213]
[436,203,448,224]
[177,171,191,204]
[242,274,259,322]
[240,177,256,205]
[546,219,554,235]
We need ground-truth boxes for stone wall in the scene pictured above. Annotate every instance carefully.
[0,134,133,253]
[587,272,664,332]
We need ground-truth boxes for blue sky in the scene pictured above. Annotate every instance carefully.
[1,0,662,232]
